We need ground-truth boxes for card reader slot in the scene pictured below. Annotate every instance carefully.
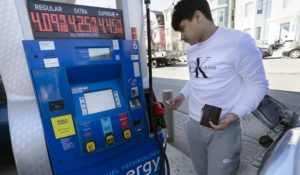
[133,119,141,126]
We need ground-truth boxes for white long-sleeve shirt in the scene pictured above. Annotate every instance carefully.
[180,26,268,121]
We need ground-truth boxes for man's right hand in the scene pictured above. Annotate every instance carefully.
[169,93,185,110]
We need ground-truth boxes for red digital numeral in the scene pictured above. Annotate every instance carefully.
[117,19,124,34]
[83,16,91,33]
[98,17,107,33]
[41,13,53,32]
[111,18,117,34]
[90,17,98,33]
[77,16,84,33]
[50,14,60,32]
[30,12,43,32]
[59,14,68,32]
[105,18,113,34]
[68,15,78,32]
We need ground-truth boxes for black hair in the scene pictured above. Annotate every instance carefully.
[171,0,213,31]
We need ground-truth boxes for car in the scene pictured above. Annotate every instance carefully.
[178,55,187,62]
[236,95,300,175]
[282,45,300,58]
[258,46,273,58]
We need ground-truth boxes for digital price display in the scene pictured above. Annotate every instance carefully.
[26,0,125,39]
[84,89,116,115]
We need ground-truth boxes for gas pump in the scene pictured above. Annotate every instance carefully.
[22,39,163,175]
[19,0,167,174]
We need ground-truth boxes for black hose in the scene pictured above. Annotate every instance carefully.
[144,1,170,175]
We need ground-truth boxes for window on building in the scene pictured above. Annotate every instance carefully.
[218,0,227,5]
[257,0,263,14]
[166,28,171,36]
[255,27,261,40]
[267,0,272,18]
[166,11,170,22]
[167,43,171,50]
[244,28,251,35]
[283,0,289,8]
[279,23,290,41]
[212,10,218,23]
[218,10,224,23]
[245,2,253,17]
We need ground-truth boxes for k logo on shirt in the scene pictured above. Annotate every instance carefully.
[188,57,216,78]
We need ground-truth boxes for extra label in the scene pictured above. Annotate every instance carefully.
[100,117,113,135]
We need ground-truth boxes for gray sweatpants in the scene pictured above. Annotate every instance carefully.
[184,119,242,175]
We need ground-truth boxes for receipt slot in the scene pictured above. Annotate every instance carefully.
[22,39,162,175]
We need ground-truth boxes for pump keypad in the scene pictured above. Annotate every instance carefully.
[123,129,132,140]
[105,134,115,145]
[85,141,96,153]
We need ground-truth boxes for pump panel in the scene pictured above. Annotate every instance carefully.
[22,39,161,175]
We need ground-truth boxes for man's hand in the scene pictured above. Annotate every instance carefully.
[168,93,185,110]
[209,113,239,130]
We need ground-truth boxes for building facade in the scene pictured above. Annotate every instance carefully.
[235,0,272,46]
[209,0,236,28]
[164,4,187,55]
[267,0,300,47]
[235,0,299,47]
[144,10,166,52]
[163,0,236,55]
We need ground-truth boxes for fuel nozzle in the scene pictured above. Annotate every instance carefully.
[153,102,165,117]
[153,102,166,129]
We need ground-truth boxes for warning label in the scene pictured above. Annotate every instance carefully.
[51,114,76,139]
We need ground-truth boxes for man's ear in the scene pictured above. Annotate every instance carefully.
[194,10,203,23]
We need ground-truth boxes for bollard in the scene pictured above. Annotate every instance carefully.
[162,90,174,142]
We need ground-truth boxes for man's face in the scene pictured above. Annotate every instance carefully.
[178,10,209,45]
[179,17,200,45]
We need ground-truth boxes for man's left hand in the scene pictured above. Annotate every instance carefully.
[209,113,239,130]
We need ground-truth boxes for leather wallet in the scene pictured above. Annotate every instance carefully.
[200,104,222,128]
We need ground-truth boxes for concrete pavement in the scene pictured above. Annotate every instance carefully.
[165,90,300,175]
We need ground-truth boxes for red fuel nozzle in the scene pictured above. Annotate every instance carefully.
[153,102,165,117]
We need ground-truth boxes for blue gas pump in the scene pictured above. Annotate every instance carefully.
[22,39,164,175]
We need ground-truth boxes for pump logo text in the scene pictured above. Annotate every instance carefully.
[104,151,160,175]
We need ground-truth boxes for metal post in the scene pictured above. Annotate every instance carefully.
[163,90,174,142]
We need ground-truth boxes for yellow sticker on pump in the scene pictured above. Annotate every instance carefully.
[51,114,76,139]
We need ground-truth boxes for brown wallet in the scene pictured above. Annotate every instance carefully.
[200,104,222,128]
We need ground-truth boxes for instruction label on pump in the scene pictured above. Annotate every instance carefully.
[51,114,76,139]
[39,41,55,50]
[113,40,119,50]
[44,58,59,68]
[133,62,140,77]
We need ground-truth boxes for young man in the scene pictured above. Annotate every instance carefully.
[169,0,268,174]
